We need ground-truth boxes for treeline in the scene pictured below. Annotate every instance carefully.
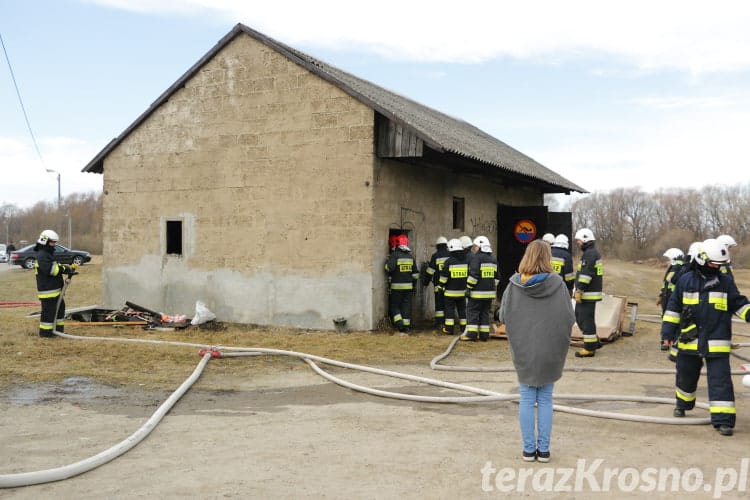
[3,184,748,264]
[571,185,750,265]
[1,191,103,253]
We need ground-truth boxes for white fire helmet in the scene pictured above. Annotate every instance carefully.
[435,236,448,246]
[574,228,595,243]
[542,233,555,244]
[37,229,60,245]
[687,241,702,261]
[717,234,737,249]
[447,238,463,252]
[459,236,473,249]
[662,248,684,264]
[552,234,569,249]
[694,238,730,266]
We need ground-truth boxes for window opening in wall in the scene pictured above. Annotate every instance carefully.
[166,220,183,255]
[453,197,465,231]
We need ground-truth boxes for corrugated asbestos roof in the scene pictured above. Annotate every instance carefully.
[83,23,586,194]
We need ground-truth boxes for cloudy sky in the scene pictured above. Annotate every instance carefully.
[2,0,750,209]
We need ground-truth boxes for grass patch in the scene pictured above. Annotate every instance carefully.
[1,256,747,389]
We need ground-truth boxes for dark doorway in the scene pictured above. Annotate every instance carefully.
[547,211,573,250]
[496,205,549,300]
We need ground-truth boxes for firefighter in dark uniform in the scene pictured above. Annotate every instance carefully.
[573,228,603,357]
[34,229,77,338]
[437,238,468,335]
[384,234,419,333]
[461,236,498,342]
[661,238,750,436]
[551,234,575,296]
[424,236,450,327]
[657,248,685,353]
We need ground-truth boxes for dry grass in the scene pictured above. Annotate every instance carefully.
[1,256,747,390]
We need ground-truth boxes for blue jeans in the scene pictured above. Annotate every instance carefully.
[518,383,554,453]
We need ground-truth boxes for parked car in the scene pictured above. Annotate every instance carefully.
[0,244,6,263]
[10,244,92,269]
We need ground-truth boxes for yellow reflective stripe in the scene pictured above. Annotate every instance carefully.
[450,266,468,278]
[38,290,62,299]
[39,322,54,330]
[564,272,575,282]
[445,290,466,297]
[677,340,698,350]
[709,404,736,414]
[708,340,732,353]
[466,276,478,285]
[682,292,699,305]
[470,291,496,299]
[582,292,603,300]
[676,387,696,402]
[736,304,750,321]
[709,292,728,311]
[595,260,603,276]
[391,283,413,290]
[681,324,696,334]
[578,274,592,284]
[663,311,680,324]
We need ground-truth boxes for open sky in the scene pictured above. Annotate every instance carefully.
[2,0,750,209]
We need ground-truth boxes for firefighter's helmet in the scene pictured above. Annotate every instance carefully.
[694,238,730,266]
[459,236,473,249]
[574,228,595,242]
[473,235,490,248]
[553,234,569,249]
[717,234,737,249]
[447,238,463,252]
[663,248,684,263]
[436,236,448,246]
[37,229,59,245]
[542,233,555,244]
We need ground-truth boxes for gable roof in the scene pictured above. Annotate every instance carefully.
[83,23,585,194]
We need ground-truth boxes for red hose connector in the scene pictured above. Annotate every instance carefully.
[199,348,221,358]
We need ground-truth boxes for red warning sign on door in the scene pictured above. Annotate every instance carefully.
[513,219,537,243]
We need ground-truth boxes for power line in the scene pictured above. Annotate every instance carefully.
[0,30,47,170]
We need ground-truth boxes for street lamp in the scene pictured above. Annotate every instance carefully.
[45,168,61,209]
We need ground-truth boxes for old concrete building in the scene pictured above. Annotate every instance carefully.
[83,23,585,331]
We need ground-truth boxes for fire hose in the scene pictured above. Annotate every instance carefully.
[1,276,746,488]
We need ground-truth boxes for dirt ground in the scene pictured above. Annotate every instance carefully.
[2,322,750,500]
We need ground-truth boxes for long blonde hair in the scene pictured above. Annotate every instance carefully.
[518,239,554,275]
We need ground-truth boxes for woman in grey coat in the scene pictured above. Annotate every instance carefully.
[497,239,575,462]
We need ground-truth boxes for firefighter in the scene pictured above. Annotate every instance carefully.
[34,229,77,338]
[658,248,685,312]
[384,234,419,334]
[658,248,685,351]
[551,234,574,295]
[573,228,603,357]
[424,236,450,327]
[438,238,468,335]
[461,235,498,341]
[661,238,750,436]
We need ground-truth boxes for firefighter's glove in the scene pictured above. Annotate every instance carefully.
[574,291,582,304]
[435,285,445,294]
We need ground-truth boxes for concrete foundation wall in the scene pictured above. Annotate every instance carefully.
[101,34,377,330]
